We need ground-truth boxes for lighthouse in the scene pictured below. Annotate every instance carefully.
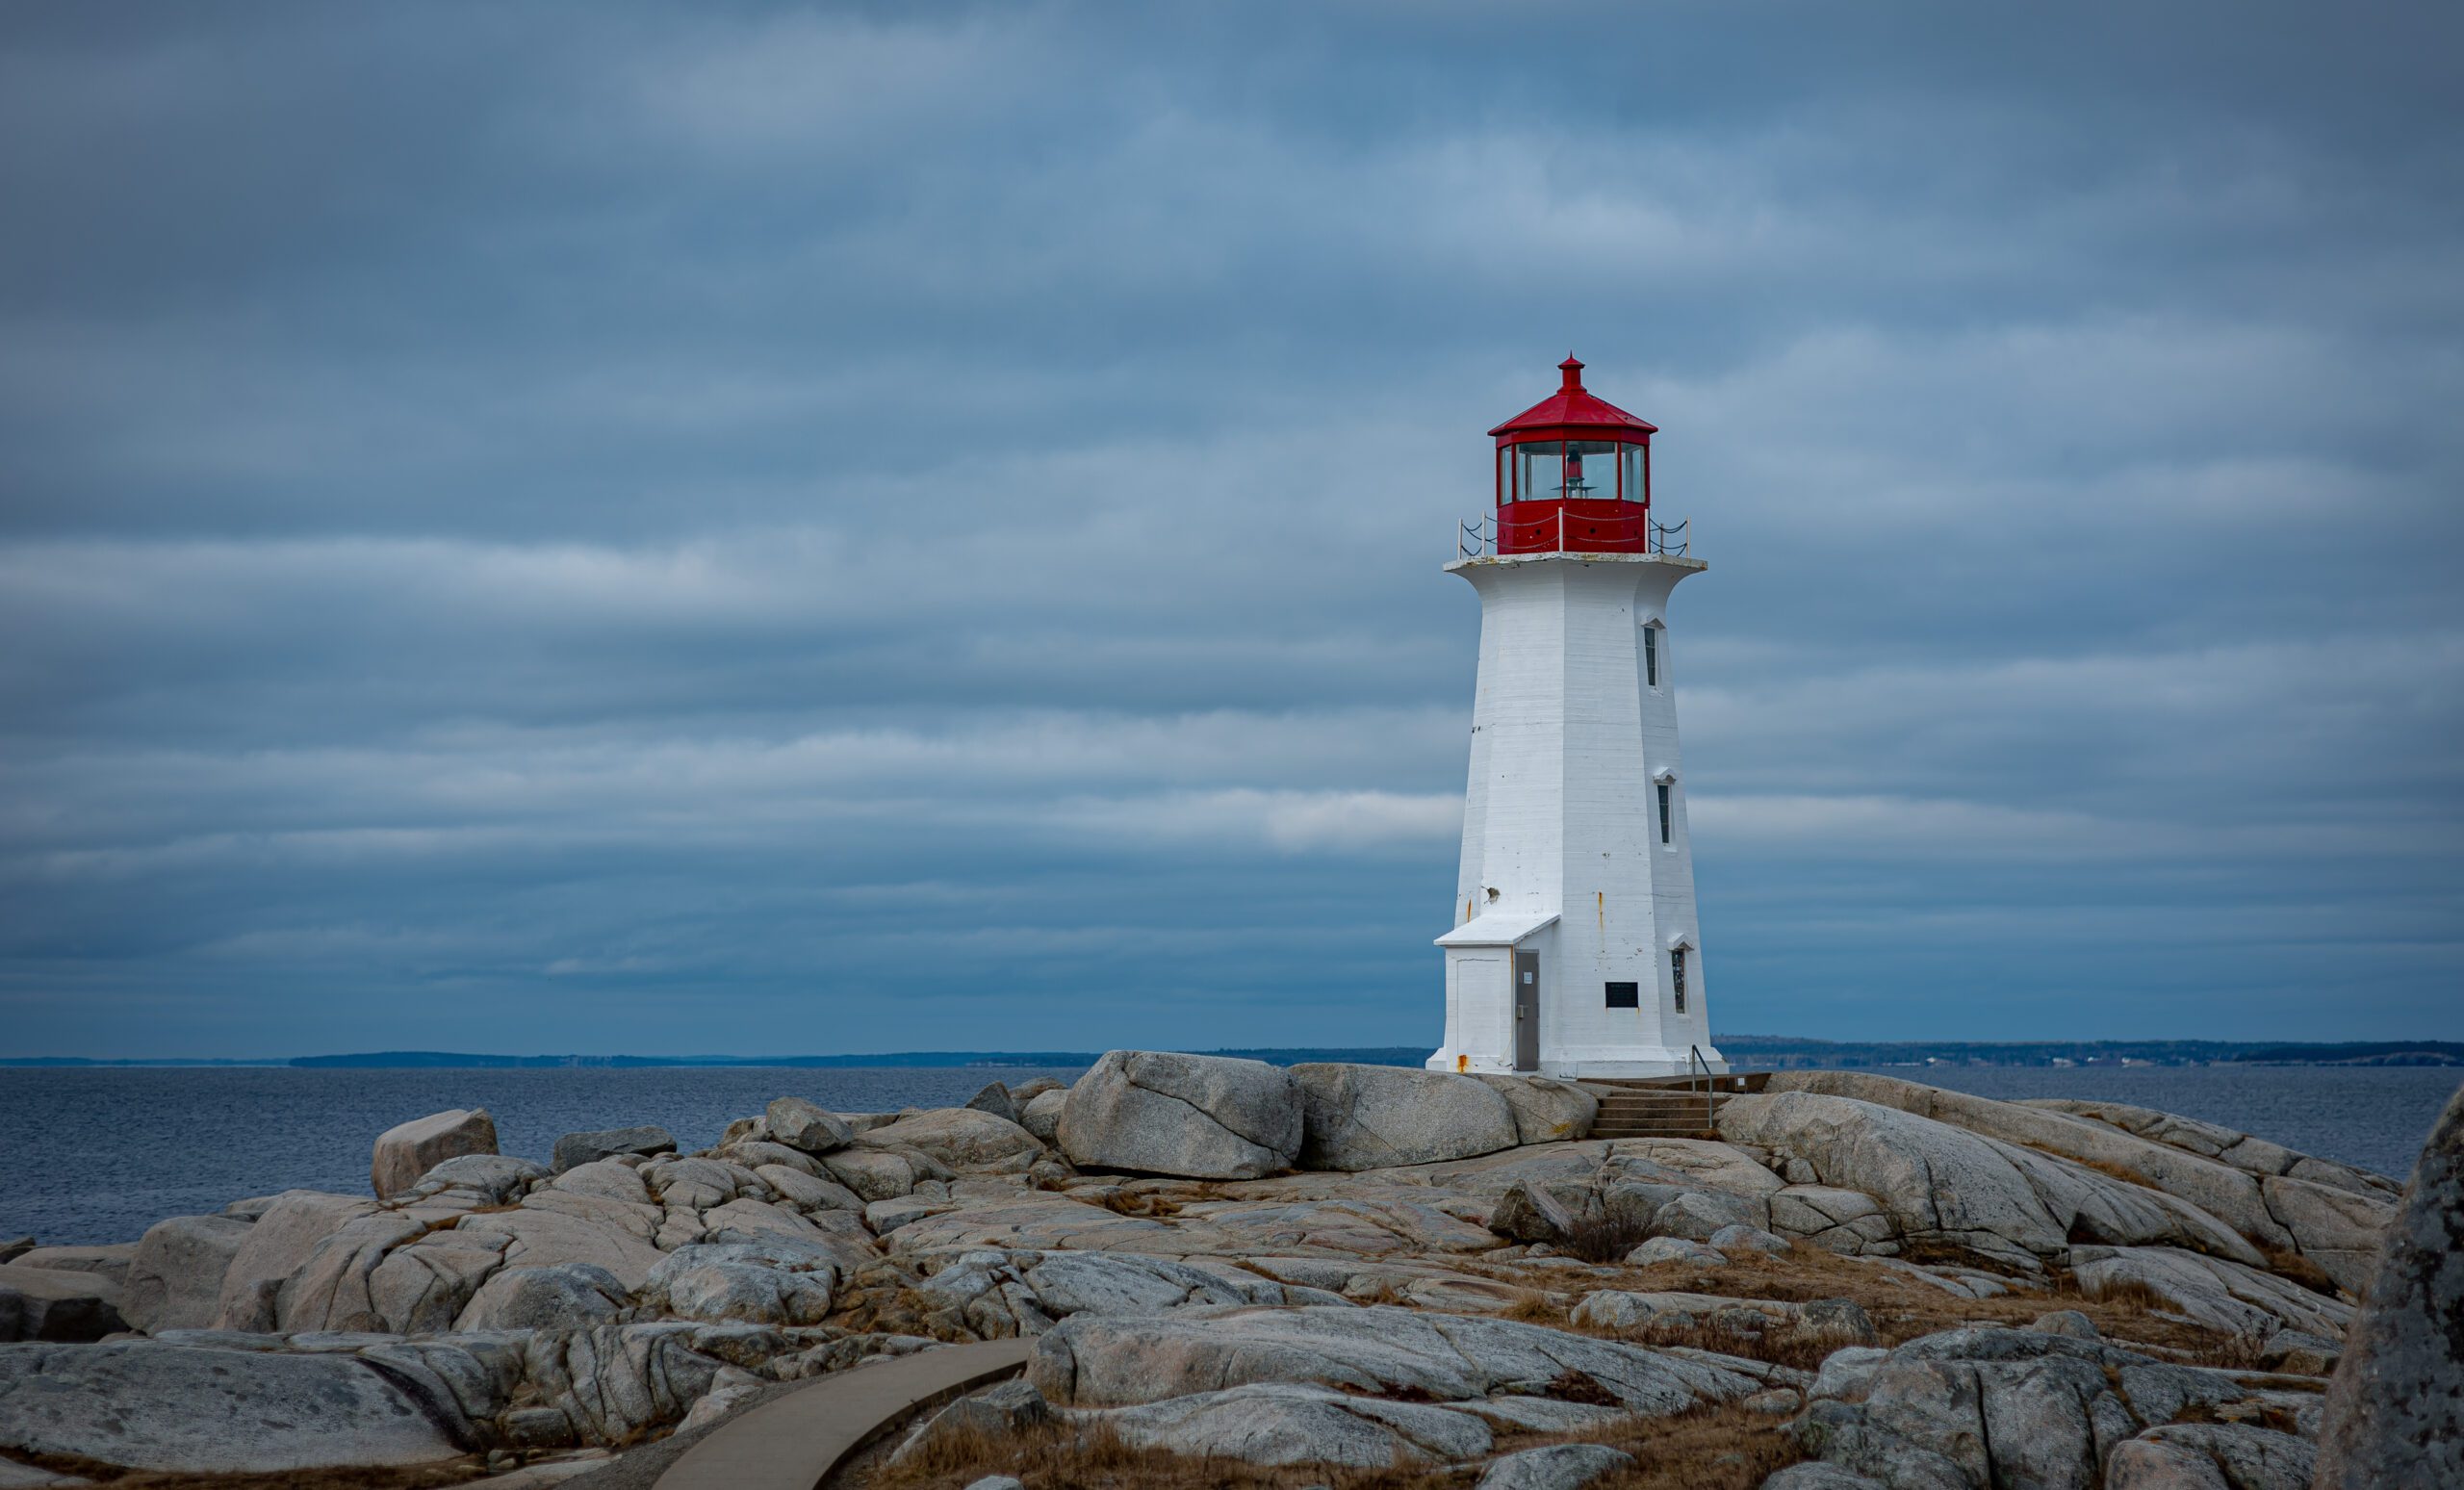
[1427,357,1726,1079]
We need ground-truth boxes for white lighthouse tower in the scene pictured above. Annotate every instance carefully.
[1427,357,1725,1079]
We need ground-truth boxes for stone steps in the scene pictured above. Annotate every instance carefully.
[1582,1073,1764,1139]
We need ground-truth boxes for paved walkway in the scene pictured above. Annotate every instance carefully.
[654,1338,1034,1490]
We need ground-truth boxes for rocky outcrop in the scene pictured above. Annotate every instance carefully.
[1057,1050,1302,1180]
[1717,1091,2265,1269]
[1768,1071,2395,1288]
[911,1247,1340,1339]
[2105,1422,2314,1489]
[2019,1095,2397,1198]
[1030,1301,1777,1411]
[2069,1245,2352,1339]
[2314,1081,2464,1490]
[1089,1381,1495,1468]
[552,1125,678,1174]
[123,1213,253,1332]
[1789,1325,2322,1490]
[1294,1065,1520,1170]
[0,1341,463,1472]
[0,1264,125,1343]
[1476,1443,1635,1490]
[644,1237,837,1325]
[1569,1289,1875,1346]
[371,1108,498,1201]
[521,1322,730,1443]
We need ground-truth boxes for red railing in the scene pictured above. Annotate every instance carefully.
[1458,503,1690,558]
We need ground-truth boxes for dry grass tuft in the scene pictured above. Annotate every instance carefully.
[8,1455,497,1490]
[850,1400,1804,1490]
[1557,1212,1652,1264]
[2261,1248,2343,1298]
[1502,1289,1566,1325]
[1589,1315,1869,1374]
[2075,1274,2172,1314]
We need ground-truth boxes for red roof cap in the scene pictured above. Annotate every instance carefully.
[1487,355,1658,440]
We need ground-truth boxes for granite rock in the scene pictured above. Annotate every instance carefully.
[123,1214,253,1333]
[2313,1080,2464,1490]
[1293,1064,1519,1171]
[372,1109,498,1201]
[0,1265,126,1343]
[552,1126,677,1174]
[763,1097,854,1156]
[1057,1050,1303,1180]
[0,1341,461,1472]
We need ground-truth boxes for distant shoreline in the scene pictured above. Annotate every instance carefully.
[3,1038,2459,1069]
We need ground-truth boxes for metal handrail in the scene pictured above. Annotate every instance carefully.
[1453,510,1694,559]
[1687,1044,1713,1129]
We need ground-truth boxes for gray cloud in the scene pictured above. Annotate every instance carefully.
[2,1,2458,1056]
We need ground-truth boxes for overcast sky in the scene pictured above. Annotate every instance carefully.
[2,2,2458,1059]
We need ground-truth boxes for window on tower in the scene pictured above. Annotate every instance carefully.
[1643,624,1659,687]
[1672,948,1688,1013]
[1656,782,1673,844]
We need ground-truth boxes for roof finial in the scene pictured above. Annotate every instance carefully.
[1558,353,1584,392]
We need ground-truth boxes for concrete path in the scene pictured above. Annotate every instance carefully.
[654,1339,1034,1490]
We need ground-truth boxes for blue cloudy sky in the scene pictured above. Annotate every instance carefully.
[3,2,2459,1058]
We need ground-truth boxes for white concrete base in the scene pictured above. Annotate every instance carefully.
[1424,1047,1728,1079]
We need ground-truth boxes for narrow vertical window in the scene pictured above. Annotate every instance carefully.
[1656,782,1673,844]
[1672,948,1688,1013]
[1643,624,1658,687]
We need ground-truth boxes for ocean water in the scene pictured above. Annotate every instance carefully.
[0,1063,2453,1247]
[0,1065,1085,1246]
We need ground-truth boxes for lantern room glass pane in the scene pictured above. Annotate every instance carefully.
[1622,444,1646,502]
[1516,443,1562,502]
[1562,441,1615,499]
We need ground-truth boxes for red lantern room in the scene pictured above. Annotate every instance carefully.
[1487,356,1657,554]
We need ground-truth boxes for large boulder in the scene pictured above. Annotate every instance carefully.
[213,1191,377,1331]
[856,1108,1043,1170]
[0,1264,126,1343]
[645,1238,837,1325]
[763,1096,854,1156]
[0,1341,462,1472]
[452,1262,629,1332]
[1292,1064,1519,1171]
[1475,1074,1600,1144]
[371,1108,498,1200]
[2314,1080,2464,1490]
[1057,1050,1302,1180]
[2105,1423,2314,1489]
[123,1214,253,1333]
[1018,1088,1066,1143]
[552,1125,678,1174]
[523,1322,729,1443]
[13,1244,136,1286]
